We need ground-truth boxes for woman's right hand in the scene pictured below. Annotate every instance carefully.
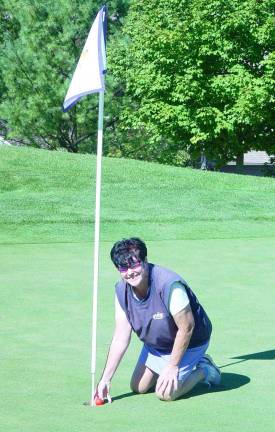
[95,380,112,403]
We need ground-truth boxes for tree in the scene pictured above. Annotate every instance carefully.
[0,0,130,151]
[0,0,20,137]
[109,0,275,166]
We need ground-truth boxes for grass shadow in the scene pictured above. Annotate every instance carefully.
[111,372,250,402]
[232,348,275,361]
[111,391,137,401]
[220,348,275,368]
[104,348,274,402]
[180,372,250,400]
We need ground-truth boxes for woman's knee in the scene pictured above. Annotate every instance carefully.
[130,378,151,394]
[130,364,157,394]
[155,389,174,401]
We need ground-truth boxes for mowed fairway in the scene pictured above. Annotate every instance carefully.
[1,146,275,432]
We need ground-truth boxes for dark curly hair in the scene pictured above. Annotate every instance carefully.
[110,237,147,269]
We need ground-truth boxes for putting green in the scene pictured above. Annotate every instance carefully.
[1,238,274,432]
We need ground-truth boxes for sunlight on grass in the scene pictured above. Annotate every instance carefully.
[0,146,274,243]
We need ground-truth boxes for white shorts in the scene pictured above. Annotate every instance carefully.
[137,341,209,382]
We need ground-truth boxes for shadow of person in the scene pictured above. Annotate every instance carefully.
[220,348,275,368]
[180,372,250,400]
[232,348,275,361]
[112,386,158,402]
[111,391,137,402]
[83,391,139,405]
[110,372,250,402]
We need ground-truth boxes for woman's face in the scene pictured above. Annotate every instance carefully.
[118,256,147,287]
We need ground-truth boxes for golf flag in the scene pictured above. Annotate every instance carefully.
[63,5,108,407]
[63,6,107,111]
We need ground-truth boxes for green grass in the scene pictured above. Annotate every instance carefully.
[1,146,275,432]
[1,145,275,243]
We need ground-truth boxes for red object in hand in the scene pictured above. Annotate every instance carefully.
[95,397,105,406]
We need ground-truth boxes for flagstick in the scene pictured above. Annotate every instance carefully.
[90,90,104,407]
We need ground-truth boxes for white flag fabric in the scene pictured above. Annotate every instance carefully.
[63,6,107,111]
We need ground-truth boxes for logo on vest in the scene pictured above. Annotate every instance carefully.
[152,312,164,320]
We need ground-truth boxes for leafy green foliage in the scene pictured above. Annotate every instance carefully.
[0,0,130,151]
[109,0,275,165]
[0,0,20,135]
[1,0,273,164]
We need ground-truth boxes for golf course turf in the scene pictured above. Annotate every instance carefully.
[1,146,274,431]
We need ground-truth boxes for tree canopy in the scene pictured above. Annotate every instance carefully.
[0,0,129,151]
[109,0,275,165]
[0,0,274,165]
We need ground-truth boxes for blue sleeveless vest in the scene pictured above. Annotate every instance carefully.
[115,263,212,352]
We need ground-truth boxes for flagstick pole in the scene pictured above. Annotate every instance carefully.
[90,90,104,407]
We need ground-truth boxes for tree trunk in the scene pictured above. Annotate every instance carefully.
[236,153,244,173]
[236,153,244,166]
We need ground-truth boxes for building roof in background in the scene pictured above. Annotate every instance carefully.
[0,137,11,146]
[227,151,272,165]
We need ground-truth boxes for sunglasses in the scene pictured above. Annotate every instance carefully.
[118,260,142,273]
